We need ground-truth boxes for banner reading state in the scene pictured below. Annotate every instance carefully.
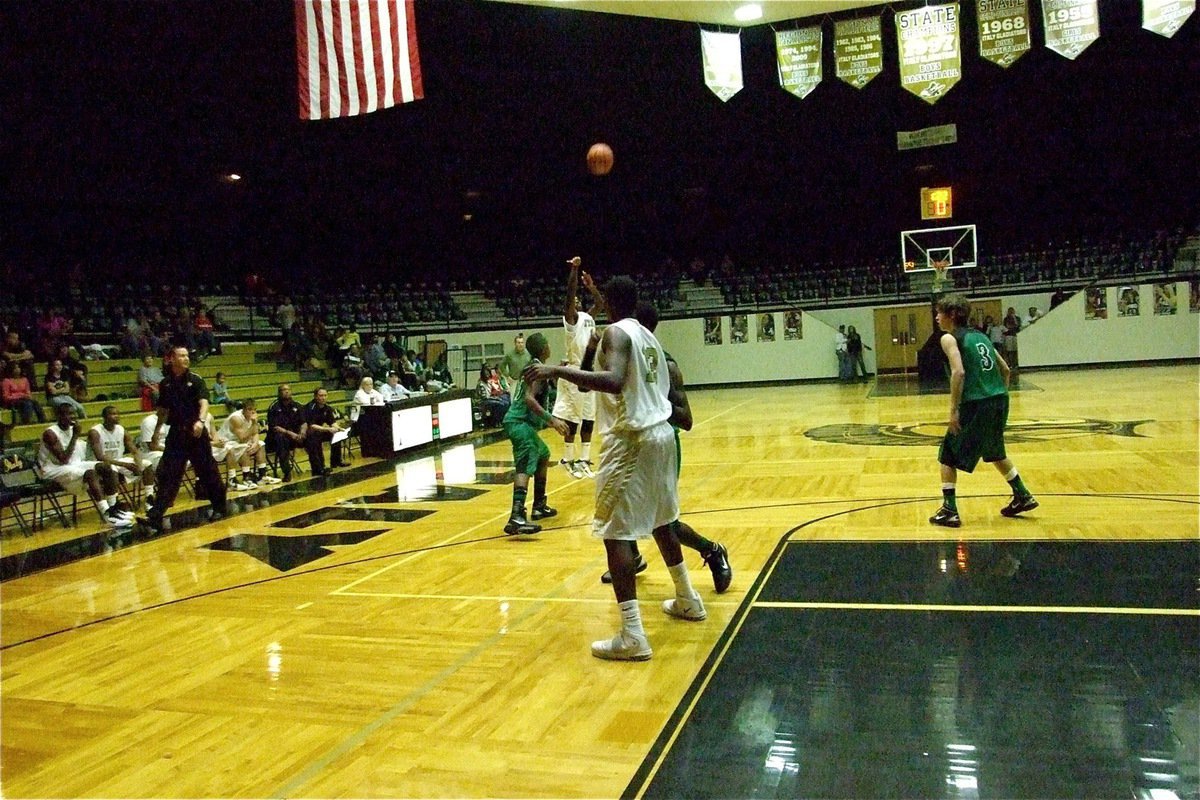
[834,16,883,89]
[896,3,962,104]
[1142,0,1195,37]
[1042,0,1101,59]
[701,29,743,102]
[977,0,1031,67]
[776,27,823,99]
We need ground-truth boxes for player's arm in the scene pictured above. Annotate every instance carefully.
[526,326,631,395]
[562,256,582,325]
[666,359,693,431]
[525,377,568,436]
[43,425,75,465]
[939,333,965,433]
[581,270,605,318]
[125,430,144,470]
[995,351,1012,388]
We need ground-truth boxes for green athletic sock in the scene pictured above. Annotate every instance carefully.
[1005,469,1030,497]
[512,487,527,516]
[942,484,957,512]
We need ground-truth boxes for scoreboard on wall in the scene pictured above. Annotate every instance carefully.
[921,186,953,220]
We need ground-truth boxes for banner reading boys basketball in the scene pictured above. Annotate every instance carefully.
[1142,0,1195,37]
[701,30,744,102]
[775,27,823,99]
[977,0,1031,67]
[1042,0,1101,59]
[834,16,883,88]
[896,4,962,104]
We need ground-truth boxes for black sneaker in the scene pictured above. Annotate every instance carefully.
[929,505,962,528]
[701,543,733,593]
[530,503,557,520]
[504,512,541,536]
[1000,494,1039,517]
[600,555,649,584]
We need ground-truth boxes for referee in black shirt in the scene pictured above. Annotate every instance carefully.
[146,345,227,532]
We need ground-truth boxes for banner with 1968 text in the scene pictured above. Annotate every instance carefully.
[896,3,962,104]
[834,16,883,89]
[1042,0,1100,59]
[977,0,1031,67]
[776,27,823,99]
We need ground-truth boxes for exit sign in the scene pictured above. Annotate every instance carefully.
[921,186,953,220]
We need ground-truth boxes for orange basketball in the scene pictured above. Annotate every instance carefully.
[586,142,613,176]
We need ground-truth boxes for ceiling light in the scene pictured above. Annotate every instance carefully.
[733,4,762,22]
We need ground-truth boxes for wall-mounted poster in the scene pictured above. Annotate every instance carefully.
[1116,286,1140,316]
[1190,279,1200,313]
[704,315,722,345]
[1085,287,1107,319]
[730,314,749,344]
[784,310,803,340]
[1154,282,1178,315]
[758,313,776,342]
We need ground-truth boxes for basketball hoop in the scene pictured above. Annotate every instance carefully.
[931,259,950,292]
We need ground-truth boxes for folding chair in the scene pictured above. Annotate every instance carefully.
[1,453,38,536]
[265,433,303,480]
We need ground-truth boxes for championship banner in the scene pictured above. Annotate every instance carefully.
[834,16,883,88]
[701,29,743,102]
[897,123,958,151]
[1041,0,1101,59]
[775,27,823,99]
[896,3,962,104]
[1142,0,1195,37]
[977,0,1031,67]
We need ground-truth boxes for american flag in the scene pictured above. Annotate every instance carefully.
[295,0,424,120]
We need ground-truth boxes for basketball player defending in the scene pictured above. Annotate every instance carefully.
[526,276,705,661]
[552,256,602,479]
[930,293,1038,527]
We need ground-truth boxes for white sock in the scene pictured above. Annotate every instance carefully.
[942,483,956,491]
[581,441,591,462]
[98,499,111,513]
[618,599,644,637]
[106,494,118,506]
[667,561,697,600]
[1004,468,1018,482]
[563,442,576,462]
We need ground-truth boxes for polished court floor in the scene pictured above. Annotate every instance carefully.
[1,364,1197,799]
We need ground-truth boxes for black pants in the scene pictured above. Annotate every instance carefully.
[305,429,343,473]
[151,432,227,520]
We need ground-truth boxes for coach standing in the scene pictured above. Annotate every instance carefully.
[146,345,227,533]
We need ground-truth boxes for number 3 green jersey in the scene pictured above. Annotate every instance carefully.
[953,328,1007,402]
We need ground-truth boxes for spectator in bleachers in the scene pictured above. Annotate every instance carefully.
[275,297,297,341]
[398,351,420,390]
[3,331,38,389]
[304,387,345,475]
[54,344,88,401]
[2,360,44,424]
[194,306,219,357]
[44,359,87,419]
[138,354,164,411]
[341,344,365,388]
[382,332,403,364]
[1024,306,1042,327]
[364,335,391,380]
[267,384,307,483]
[423,368,452,393]
[476,364,510,427]
[211,371,233,413]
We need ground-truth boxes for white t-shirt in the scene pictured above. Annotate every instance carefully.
[595,318,671,436]
[563,310,596,367]
[138,414,168,451]
[89,423,127,461]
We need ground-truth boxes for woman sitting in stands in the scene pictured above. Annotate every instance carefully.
[2,360,45,424]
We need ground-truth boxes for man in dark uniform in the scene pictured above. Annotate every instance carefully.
[267,383,307,481]
[303,387,344,475]
[146,345,227,533]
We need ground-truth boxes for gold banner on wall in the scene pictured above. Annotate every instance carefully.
[1142,0,1195,37]
[977,0,1032,67]
[1042,0,1101,59]
[776,27,823,99]
[834,16,883,89]
[896,3,962,104]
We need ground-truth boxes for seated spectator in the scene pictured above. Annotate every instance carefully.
[353,376,386,408]
[194,306,219,357]
[380,371,419,402]
[38,404,133,527]
[304,387,345,475]
[44,359,87,419]
[475,364,510,427]
[341,344,365,388]
[266,384,307,482]
[55,344,89,401]
[364,336,392,380]
[211,371,234,413]
[287,321,315,368]
[1024,305,1042,327]
[2,360,44,424]
[397,351,421,391]
[3,331,38,389]
[219,398,278,489]
[87,405,156,514]
[138,354,164,411]
[423,369,451,393]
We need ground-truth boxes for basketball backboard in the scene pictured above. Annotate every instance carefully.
[901,224,978,272]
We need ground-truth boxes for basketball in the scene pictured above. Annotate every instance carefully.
[586,142,613,176]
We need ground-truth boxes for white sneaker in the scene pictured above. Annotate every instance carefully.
[568,460,586,479]
[663,594,707,621]
[229,481,255,492]
[577,460,595,478]
[591,630,652,661]
[560,458,575,477]
[258,475,282,485]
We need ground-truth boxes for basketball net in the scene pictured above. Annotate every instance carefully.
[931,259,950,293]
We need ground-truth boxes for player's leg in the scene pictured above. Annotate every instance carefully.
[674,520,732,593]
[530,442,556,520]
[504,423,541,535]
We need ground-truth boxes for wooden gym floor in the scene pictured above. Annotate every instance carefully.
[1,364,1197,799]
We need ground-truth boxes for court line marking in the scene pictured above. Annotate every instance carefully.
[753,601,1200,616]
[331,589,741,606]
